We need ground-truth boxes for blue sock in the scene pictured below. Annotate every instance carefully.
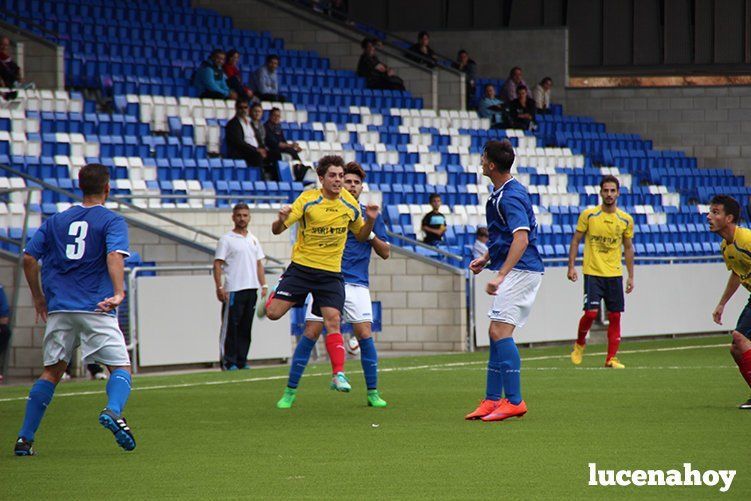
[497,337,522,404]
[359,337,378,390]
[288,336,316,389]
[106,369,132,416]
[485,338,503,401]
[19,379,56,441]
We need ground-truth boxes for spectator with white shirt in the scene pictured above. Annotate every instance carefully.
[225,100,266,170]
[213,203,268,371]
[533,77,553,114]
[472,226,489,259]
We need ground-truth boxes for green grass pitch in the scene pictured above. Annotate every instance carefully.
[0,335,749,499]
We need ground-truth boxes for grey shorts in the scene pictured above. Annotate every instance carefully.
[43,312,131,367]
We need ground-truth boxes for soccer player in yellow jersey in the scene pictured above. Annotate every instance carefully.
[708,195,751,409]
[567,175,635,368]
[266,155,379,409]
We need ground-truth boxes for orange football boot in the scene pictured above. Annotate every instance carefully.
[465,399,501,420]
[481,399,528,421]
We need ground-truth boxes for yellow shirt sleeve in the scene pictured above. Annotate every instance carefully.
[349,214,365,234]
[284,192,309,228]
[576,209,590,233]
[623,214,634,239]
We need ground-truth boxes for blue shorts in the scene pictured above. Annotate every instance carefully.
[0,286,9,318]
[275,262,345,316]
[735,296,751,340]
[583,275,624,313]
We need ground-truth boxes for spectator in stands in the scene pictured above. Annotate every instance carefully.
[453,49,477,108]
[223,49,256,102]
[422,193,447,246]
[326,0,349,21]
[500,66,526,102]
[508,85,536,130]
[477,84,504,129]
[406,31,438,68]
[0,36,21,89]
[253,55,286,102]
[0,283,10,384]
[533,77,553,114]
[357,38,405,91]
[265,107,302,178]
[194,49,237,100]
[225,100,267,172]
[472,226,489,259]
[214,203,267,371]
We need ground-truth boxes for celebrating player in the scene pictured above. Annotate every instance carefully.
[708,195,751,409]
[465,139,544,422]
[14,164,135,456]
[567,175,634,368]
[302,162,390,406]
[265,155,379,409]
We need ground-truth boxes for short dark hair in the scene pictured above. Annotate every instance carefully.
[232,202,250,213]
[457,49,467,58]
[210,49,224,59]
[429,193,441,203]
[250,102,263,112]
[508,66,522,77]
[483,140,515,173]
[266,54,279,64]
[316,155,345,177]
[270,107,281,114]
[600,175,620,190]
[344,161,366,180]
[361,38,374,49]
[540,76,553,85]
[476,226,488,237]
[710,195,741,223]
[235,99,249,110]
[484,83,495,92]
[418,31,429,40]
[226,49,239,60]
[516,84,528,93]
[79,163,110,196]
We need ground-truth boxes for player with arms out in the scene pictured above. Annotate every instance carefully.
[708,195,751,409]
[14,163,135,456]
[465,139,544,422]
[303,161,390,406]
[265,155,379,409]
[568,175,635,368]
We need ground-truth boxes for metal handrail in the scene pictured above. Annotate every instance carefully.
[0,12,62,48]
[386,229,463,262]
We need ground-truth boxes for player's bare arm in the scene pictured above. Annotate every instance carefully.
[371,235,390,259]
[213,259,228,302]
[257,260,268,298]
[98,252,126,313]
[623,236,635,293]
[22,253,47,323]
[271,205,292,234]
[355,204,379,242]
[714,272,741,325]
[486,230,529,295]
[469,251,490,275]
[567,230,585,282]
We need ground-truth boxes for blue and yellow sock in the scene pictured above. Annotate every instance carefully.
[359,337,378,390]
[497,337,522,405]
[287,336,316,389]
[485,338,503,401]
[106,369,132,416]
[19,379,56,441]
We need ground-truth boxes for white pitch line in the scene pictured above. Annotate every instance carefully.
[0,342,728,404]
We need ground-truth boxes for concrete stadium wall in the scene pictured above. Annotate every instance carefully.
[192,0,464,110]
[395,28,569,101]
[0,20,64,90]
[563,86,751,178]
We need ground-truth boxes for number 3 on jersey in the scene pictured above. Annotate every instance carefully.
[66,221,89,260]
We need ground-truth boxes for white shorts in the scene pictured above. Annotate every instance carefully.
[487,269,543,328]
[43,312,131,367]
[305,284,373,324]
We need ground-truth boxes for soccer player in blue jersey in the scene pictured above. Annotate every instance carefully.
[302,162,390,406]
[465,139,544,422]
[14,164,135,456]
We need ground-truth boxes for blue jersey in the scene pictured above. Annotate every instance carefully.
[24,205,130,314]
[341,205,388,287]
[486,178,544,273]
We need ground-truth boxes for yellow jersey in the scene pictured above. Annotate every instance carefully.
[576,206,634,277]
[721,226,751,292]
[284,188,365,273]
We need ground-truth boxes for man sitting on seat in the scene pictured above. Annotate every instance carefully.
[225,100,266,172]
[194,49,237,100]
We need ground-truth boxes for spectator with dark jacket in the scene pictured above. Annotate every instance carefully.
[223,49,256,102]
[225,100,266,172]
[406,31,438,68]
[0,36,21,89]
[452,49,477,108]
[508,85,536,130]
[265,107,302,168]
[357,38,405,91]
[194,49,237,100]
